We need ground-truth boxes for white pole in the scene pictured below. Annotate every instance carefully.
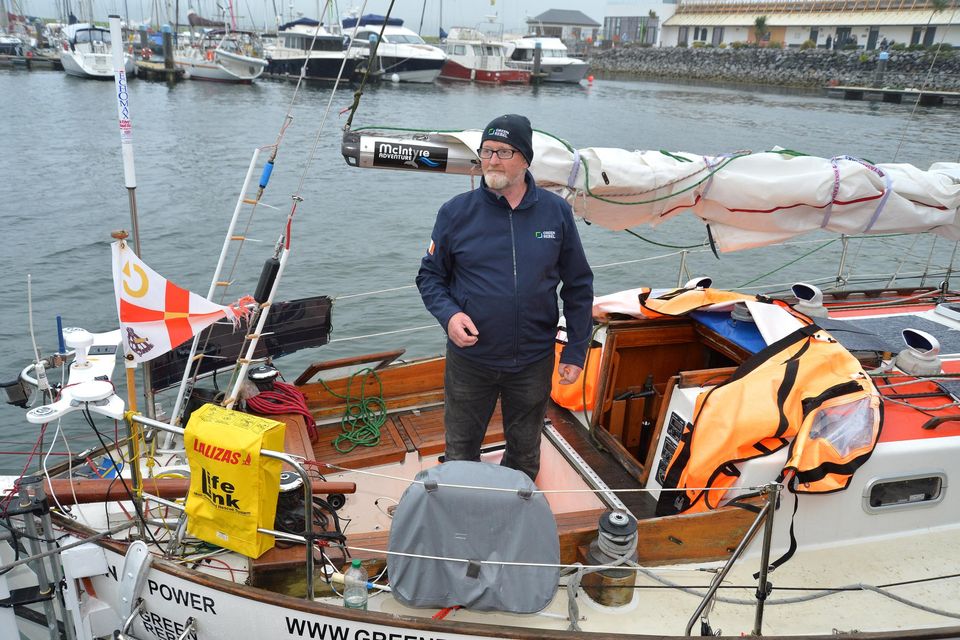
[110,14,155,419]
[110,15,136,192]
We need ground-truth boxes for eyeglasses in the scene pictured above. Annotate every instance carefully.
[477,147,516,160]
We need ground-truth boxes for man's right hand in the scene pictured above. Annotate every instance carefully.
[447,312,479,347]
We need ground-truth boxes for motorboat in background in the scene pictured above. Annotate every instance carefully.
[343,13,445,83]
[175,29,267,83]
[505,35,588,83]
[439,27,530,84]
[263,17,355,83]
[0,33,26,56]
[58,23,134,79]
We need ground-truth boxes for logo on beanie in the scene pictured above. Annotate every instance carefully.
[486,127,510,139]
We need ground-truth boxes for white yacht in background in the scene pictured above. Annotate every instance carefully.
[505,36,588,83]
[263,18,355,82]
[175,29,267,83]
[58,23,134,79]
[343,14,445,83]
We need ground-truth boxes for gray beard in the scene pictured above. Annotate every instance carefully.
[484,172,510,190]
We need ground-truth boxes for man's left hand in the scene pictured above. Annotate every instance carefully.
[557,363,582,385]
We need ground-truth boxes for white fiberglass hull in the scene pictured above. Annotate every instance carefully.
[9,522,960,640]
[61,50,134,79]
[178,50,267,83]
[391,65,442,83]
[507,58,588,83]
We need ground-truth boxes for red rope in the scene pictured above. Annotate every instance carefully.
[432,606,461,620]
[246,381,318,441]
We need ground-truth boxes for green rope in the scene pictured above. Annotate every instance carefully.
[660,150,693,162]
[737,238,839,288]
[321,368,388,453]
[623,228,706,250]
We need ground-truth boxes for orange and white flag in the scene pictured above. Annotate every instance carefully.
[112,241,253,364]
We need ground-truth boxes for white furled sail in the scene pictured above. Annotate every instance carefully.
[342,128,960,253]
[448,130,960,253]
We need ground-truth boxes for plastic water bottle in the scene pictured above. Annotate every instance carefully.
[343,559,368,610]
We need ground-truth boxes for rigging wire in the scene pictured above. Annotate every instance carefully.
[891,6,959,163]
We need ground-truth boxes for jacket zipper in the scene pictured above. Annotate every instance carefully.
[509,210,519,366]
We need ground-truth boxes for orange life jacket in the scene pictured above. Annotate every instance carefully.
[640,287,758,319]
[656,323,882,516]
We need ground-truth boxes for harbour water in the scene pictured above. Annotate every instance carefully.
[2,69,959,471]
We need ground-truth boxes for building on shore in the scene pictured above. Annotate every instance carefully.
[525,9,602,54]
[604,1,678,46]
[659,0,960,49]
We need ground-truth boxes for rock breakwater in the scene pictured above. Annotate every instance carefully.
[590,47,960,90]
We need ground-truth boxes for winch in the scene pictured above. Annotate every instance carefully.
[581,510,638,606]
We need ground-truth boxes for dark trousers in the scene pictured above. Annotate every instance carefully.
[443,347,554,481]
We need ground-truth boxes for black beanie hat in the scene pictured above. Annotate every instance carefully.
[480,114,534,165]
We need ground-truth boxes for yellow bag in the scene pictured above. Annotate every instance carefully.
[184,404,285,558]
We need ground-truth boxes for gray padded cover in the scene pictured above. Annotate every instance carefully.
[387,461,560,613]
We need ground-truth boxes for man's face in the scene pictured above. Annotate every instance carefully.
[479,141,527,191]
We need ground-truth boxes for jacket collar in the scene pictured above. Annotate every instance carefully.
[480,171,540,210]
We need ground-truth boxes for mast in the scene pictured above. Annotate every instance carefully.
[109,14,149,541]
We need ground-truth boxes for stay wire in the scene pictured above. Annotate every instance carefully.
[738,238,839,288]
[891,7,958,162]
[343,0,398,131]
[293,0,379,199]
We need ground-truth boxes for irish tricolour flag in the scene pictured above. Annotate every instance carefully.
[111,241,252,364]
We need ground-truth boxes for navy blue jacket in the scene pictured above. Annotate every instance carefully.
[416,172,594,371]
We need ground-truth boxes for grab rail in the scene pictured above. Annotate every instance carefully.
[129,413,319,600]
[116,598,196,640]
[684,481,782,636]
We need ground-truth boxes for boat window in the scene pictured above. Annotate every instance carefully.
[350,31,374,47]
[863,473,945,513]
[453,44,465,55]
[389,34,426,44]
[74,30,91,43]
[311,37,341,51]
[472,45,483,56]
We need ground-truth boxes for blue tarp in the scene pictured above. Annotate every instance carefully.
[280,17,320,30]
[342,14,403,28]
[691,311,766,354]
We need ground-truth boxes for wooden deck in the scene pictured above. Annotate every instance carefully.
[251,370,759,596]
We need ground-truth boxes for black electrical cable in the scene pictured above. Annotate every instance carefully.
[81,406,164,549]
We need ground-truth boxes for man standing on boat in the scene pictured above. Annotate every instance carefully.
[416,114,594,482]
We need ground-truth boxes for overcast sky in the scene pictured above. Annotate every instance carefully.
[23,0,603,33]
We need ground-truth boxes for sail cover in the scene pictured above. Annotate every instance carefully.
[436,130,960,253]
[388,461,560,613]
